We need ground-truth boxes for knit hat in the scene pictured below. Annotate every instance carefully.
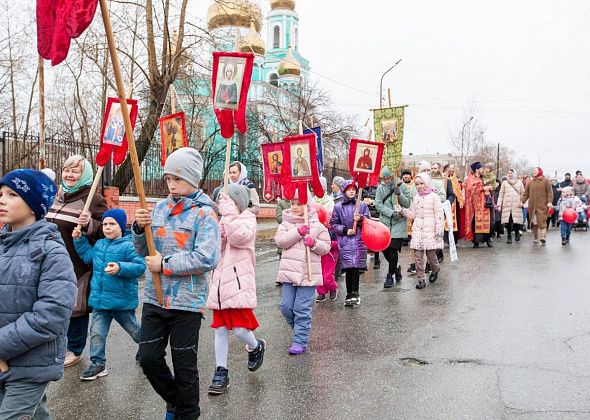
[380,167,392,178]
[332,176,345,188]
[164,147,203,187]
[0,169,57,220]
[319,176,328,192]
[102,208,127,234]
[226,183,251,212]
[418,161,431,172]
[470,161,482,172]
[400,169,412,177]
[41,168,56,182]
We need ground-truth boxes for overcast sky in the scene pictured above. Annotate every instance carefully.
[286,0,590,177]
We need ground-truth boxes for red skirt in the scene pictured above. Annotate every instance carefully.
[211,308,259,331]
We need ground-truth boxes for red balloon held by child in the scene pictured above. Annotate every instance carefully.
[309,203,328,225]
[562,208,577,224]
[361,218,390,252]
[548,207,554,216]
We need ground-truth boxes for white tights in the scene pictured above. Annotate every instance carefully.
[214,327,259,368]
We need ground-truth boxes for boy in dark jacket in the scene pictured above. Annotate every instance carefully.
[0,169,77,419]
[73,208,146,381]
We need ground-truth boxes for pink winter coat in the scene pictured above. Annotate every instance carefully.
[206,194,257,310]
[275,207,331,287]
[401,192,445,251]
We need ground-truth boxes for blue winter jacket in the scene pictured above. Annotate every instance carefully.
[133,191,221,313]
[74,235,146,311]
[0,220,76,383]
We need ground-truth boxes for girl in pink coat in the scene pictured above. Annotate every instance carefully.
[400,172,444,290]
[275,194,331,355]
[206,184,265,395]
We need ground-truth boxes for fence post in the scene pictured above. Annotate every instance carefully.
[1,131,6,175]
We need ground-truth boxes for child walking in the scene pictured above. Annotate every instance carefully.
[133,148,221,420]
[557,186,578,245]
[330,180,370,306]
[206,184,265,395]
[399,172,445,289]
[275,193,331,355]
[73,208,146,381]
[0,169,77,419]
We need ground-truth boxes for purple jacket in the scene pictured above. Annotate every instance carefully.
[330,180,370,270]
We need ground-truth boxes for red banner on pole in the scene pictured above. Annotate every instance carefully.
[348,138,385,188]
[280,134,324,205]
[261,142,284,202]
[159,112,189,166]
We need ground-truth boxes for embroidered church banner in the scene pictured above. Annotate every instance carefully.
[261,142,284,202]
[373,106,407,171]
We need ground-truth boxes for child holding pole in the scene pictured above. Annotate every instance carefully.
[275,191,331,355]
[330,180,370,306]
[0,169,77,419]
[133,148,221,419]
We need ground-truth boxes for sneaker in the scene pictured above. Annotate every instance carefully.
[384,274,394,289]
[247,339,265,372]
[566,236,570,243]
[80,364,108,381]
[540,239,546,246]
[344,295,353,307]
[395,265,402,282]
[351,292,361,305]
[562,238,566,245]
[208,367,229,395]
[329,290,338,300]
[315,294,326,302]
[288,344,306,355]
[407,263,416,274]
[275,281,282,287]
[64,350,82,368]
[165,411,175,420]
[416,280,426,289]
[425,263,432,273]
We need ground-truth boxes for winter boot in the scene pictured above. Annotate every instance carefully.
[428,271,439,283]
[407,263,416,274]
[208,367,229,395]
[507,233,513,244]
[515,230,521,242]
[416,279,426,289]
[395,265,402,282]
[247,339,266,372]
[384,273,394,289]
[562,237,566,245]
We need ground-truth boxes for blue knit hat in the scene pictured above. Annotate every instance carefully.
[102,208,127,234]
[0,169,57,220]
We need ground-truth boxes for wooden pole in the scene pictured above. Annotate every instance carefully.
[272,128,277,143]
[75,166,104,232]
[388,88,392,107]
[368,129,373,142]
[99,0,163,305]
[223,136,232,194]
[170,84,176,114]
[0,359,8,373]
[352,175,363,233]
[38,56,46,169]
[299,120,313,282]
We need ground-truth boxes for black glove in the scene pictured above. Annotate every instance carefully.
[394,187,401,195]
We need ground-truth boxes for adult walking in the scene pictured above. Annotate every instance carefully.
[45,155,108,367]
[374,167,412,288]
[464,162,494,248]
[573,171,589,202]
[497,169,525,243]
[214,161,260,215]
[521,167,553,245]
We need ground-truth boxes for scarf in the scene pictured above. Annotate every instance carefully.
[61,158,94,194]
[536,167,544,178]
[415,173,435,197]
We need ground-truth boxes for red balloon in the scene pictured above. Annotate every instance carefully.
[361,218,391,252]
[562,208,577,224]
[587,208,590,219]
[548,207,554,216]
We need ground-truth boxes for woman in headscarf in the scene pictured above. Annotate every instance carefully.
[46,155,108,367]
[464,162,494,248]
[521,167,553,245]
[497,169,525,243]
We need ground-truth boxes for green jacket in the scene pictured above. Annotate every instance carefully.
[276,199,291,224]
[375,181,412,239]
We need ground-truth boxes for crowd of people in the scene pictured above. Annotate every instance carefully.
[0,147,588,419]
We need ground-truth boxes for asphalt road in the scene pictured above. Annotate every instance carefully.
[47,228,590,419]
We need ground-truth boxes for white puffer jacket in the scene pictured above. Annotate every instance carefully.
[401,192,445,251]
[274,208,331,286]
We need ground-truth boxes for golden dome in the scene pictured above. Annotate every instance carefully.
[271,0,296,10]
[207,0,262,32]
[239,20,265,55]
[278,47,301,77]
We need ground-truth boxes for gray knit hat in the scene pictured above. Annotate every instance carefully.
[332,176,345,188]
[226,183,251,212]
[164,147,203,187]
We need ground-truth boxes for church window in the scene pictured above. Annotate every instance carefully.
[273,26,280,49]
[269,73,279,87]
[294,27,298,50]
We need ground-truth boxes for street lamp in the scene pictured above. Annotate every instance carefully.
[460,116,474,172]
[379,59,402,108]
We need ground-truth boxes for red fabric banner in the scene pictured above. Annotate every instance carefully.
[348,138,385,188]
[211,52,254,139]
[37,0,99,66]
[280,134,323,205]
[261,142,284,202]
[96,97,138,166]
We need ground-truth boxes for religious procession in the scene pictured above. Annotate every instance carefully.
[1,0,589,419]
